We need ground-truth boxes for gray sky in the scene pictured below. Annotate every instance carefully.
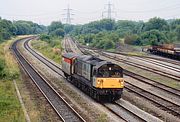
[0,0,180,25]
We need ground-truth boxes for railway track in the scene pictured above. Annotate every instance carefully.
[123,70,180,97]
[78,47,180,97]
[24,40,64,77]
[107,50,180,66]
[131,56,180,71]
[105,51,180,72]
[125,82,180,117]
[25,38,180,120]
[68,38,180,91]
[63,39,165,122]
[25,38,132,121]
[77,42,180,80]
[80,48,180,94]
[79,47,180,116]
[65,38,180,118]
[25,38,156,121]
[133,55,180,66]
[74,41,180,81]
[64,37,74,53]
[12,38,85,122]
[103,103,146,122]
[81,45,180,66]
[97,51,180,82]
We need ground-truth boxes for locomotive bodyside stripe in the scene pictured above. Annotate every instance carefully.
[63,57,72,64]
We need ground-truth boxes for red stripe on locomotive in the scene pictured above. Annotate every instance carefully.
[63,57,72,64]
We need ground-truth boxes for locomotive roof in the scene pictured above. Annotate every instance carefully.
[94,61,121,69]
[76,54,122,69]
[77,55,103,62]
[76,55,112,66]
[62,53,80,59]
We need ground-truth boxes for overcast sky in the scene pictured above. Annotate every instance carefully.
[0,0,180,25]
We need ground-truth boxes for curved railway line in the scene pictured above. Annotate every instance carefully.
[18,37,180,121]
[12,37,86,122]
[24,38,132,121]
[24,38,161,121]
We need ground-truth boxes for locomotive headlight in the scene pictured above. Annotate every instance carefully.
[97,79,103,84]
[119,79,124,84]
[97,80,101,84]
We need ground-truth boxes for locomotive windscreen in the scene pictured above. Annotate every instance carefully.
[97,64,123,78]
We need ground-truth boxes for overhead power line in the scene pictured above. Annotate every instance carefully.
[102,1,116,19]
[63,5,74,24]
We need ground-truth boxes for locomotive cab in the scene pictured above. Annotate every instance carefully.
[93,62,124,89]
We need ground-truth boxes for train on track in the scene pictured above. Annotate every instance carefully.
[62,53,124,102]
[147,44,180,60]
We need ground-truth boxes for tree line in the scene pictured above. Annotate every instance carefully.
[71,18,180,49]
[1,16,179,50]
[43,17,180,50]
[0,17,46,43]
[0,17,47,78]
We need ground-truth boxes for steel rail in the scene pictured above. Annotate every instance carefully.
[12,38,86,122]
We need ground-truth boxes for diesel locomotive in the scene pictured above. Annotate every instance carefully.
[62,53,124,101]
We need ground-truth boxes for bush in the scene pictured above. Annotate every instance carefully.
[50,28,65,37]
[124,34,138,45]
[104,40,115,49]
[139,30,168,45]
[39,34,51,41]
[0,58,6,78]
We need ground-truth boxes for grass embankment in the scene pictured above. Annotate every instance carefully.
[0,37,25,122]
[31,39,62,64]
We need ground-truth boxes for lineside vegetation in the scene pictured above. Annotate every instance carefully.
[45,18,180,51]
[31,36,63,64]
[0,38,25,122]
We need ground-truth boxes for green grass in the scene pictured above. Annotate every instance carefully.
[31,39,62,64]
[0,80,24,122]
[107,48,115,52]
[0,38,25,122]
[126,52,147,56]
